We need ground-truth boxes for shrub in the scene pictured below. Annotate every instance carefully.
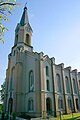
[12,112,16,120]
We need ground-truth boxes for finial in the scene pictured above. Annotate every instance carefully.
[25,2,27,7]
[24,2,27,10]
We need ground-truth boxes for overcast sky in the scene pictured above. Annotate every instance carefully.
[0,0,80,86]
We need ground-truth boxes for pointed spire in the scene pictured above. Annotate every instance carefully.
[20,6,29,26]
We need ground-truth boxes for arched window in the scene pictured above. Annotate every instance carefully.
[28,98,34,111]
[56,74,61,93]
[26,34,30,45]
[15,34,18,45]
[10,67,15,90]
[68,97,72,109]
[46,66,49,76]
[65,76,70,93]
[29,70,34,92]
[79,80,80,90]
[46,80,50,91]
[58,96,63,109]
[73,78,77,94]
[16,34,18,42]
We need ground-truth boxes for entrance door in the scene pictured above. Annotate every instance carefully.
[46,98,52,113]
[76,98,79,110]
[8,98,13,114]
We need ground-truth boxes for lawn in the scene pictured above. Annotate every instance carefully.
[62,113,80,120]
[49,113,80,120]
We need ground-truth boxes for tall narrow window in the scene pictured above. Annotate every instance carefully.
[46,66,49,76]
[29,70,34,92]
[65,76,70,93]
[16,34,18,42]
[46,80,50,91]
[26,34,30,45]
[73,78,77,94]
[28,98,34,111]
[68,97,72,109]
[58,97,63,109]
[15,34,18,45]
[10,67,15,90]
[56,74,61,93]
[79,80,80,90]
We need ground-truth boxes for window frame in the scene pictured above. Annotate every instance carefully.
[68,97,72,110]
[58,96,63,110]
[73,78,77,94]
[46,66,49,76]
[29,70,34,92]
[46,79,50,91]
[65,76,70,93]
[28,98,34,112]
[26,34,30,45]
[56,74,62,93]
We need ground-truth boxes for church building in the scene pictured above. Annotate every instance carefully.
[4,6,80,118]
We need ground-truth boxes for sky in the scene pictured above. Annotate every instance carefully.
[0,0,80,86]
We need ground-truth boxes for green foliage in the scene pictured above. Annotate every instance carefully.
[0,0,18,43]
[0,81,5,102]
[12,112,16,120]
[0,104,3,113]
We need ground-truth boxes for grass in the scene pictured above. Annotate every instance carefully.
[61,113,80,120]
[47,113,80,120]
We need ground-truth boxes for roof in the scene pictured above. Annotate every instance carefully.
[20,7,29,26]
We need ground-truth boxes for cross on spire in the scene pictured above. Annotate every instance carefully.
[25,2,27,7]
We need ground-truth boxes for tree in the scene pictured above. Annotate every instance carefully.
[0,81,5,103]
[0,0,18,43]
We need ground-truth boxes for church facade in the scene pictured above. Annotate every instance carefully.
[4,6,80,117]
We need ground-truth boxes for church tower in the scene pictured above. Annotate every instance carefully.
[5,6,35,115]
[14,6,33,52]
